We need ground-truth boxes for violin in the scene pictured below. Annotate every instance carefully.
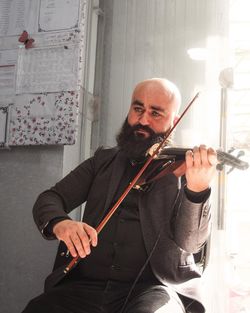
[157,147,249,171]
[132,146,249,189]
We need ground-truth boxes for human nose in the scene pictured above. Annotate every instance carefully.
[138,112,150,125]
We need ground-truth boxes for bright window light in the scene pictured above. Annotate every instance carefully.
[187,48,208,60]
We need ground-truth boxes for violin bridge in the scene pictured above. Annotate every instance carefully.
[146,143,162,157]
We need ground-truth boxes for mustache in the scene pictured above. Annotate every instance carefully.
[116,118,170,160]
[130,124,156,136]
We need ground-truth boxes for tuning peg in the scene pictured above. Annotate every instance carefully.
[227,147,235,154]
[236,150,245,158]
[227,166,235,175]
[216,163,224,171]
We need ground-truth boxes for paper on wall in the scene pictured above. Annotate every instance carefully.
[0,49,18,66]
[34,29,81,47]
[0,0,38,37]
[38,0,80,32]
[9,91,80,145]
[0,66,15,96]
[15,44,80,94]
[0,49,17,96]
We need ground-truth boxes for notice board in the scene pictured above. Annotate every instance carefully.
[0,0,88,146]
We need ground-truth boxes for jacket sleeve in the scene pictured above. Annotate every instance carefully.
[33,156,95,239]
[173,187,211,254]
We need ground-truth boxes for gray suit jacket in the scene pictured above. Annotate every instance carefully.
[33,147,211,313]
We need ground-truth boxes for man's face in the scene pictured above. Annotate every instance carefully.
[127,82,179,138]
[117,80,180,160]
[116,118,166,160]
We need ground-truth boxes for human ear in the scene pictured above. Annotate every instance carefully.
[173,115,180,126]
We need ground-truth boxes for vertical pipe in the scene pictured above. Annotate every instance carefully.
[217,87,228,230]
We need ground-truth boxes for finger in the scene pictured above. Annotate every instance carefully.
[208,147,217,166]
[193,146,201,167]
[70,234,87,258]
[63,238,78,258]
[199,144,209,167]
[185,150,194,169]
[76,228,91,255]
[82,223,98,247]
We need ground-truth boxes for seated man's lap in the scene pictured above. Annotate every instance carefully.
[21,280,185,313]
[124,284,186,313]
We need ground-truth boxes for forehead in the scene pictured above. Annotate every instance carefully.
[131,82,175,110]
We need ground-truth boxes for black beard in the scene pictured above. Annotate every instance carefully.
[116,118,167,161]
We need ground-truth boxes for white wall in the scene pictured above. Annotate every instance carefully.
[97,0,230,150]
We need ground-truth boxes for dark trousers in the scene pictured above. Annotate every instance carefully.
[22,279,186,313]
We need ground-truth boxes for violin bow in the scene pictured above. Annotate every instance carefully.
[64,92,200,273]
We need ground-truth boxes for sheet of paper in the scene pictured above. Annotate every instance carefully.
[0,66,15,96]
[38,0,80,32]
[0,0,38,37]
[0,49,18,66]
[9,91,79,145]
[34,29,81,47]
[16,45,79,94]
[0,50,17,96]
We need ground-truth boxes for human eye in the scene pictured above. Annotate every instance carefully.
[134,106,143,113]
[151,110,161,118]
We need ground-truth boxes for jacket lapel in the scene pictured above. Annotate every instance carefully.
[103,150,127,211]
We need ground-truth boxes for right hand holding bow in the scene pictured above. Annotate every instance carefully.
[53,220,98,258]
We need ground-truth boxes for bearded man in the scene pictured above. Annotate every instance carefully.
[22,78,217,313]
